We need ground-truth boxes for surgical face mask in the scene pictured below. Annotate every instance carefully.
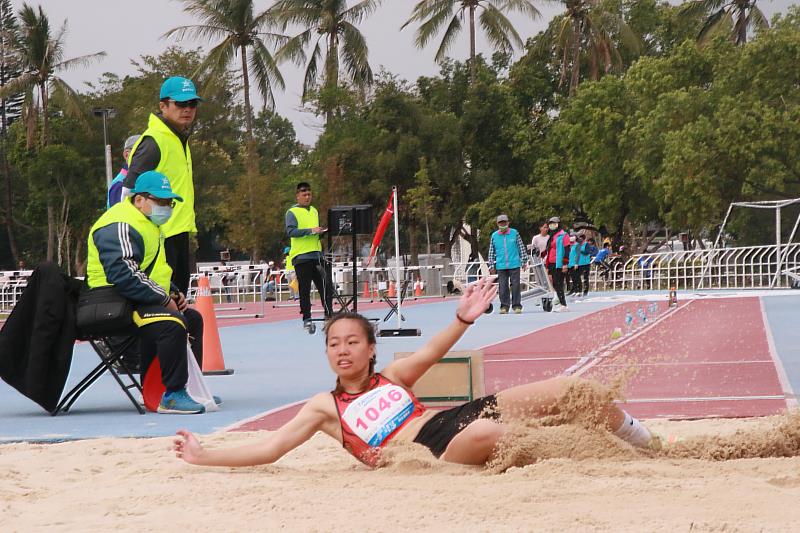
[147,201,173,226]
[548,223,558,231]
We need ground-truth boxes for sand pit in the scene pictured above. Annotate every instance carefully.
[3,416,800,532]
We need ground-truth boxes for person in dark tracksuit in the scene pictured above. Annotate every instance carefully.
[545,217,571,312]
[86,171,206,414]
[578,236,598,296]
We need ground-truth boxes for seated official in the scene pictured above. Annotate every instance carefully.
[85,170,205,414]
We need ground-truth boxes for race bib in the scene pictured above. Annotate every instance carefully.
[341,385,415,447]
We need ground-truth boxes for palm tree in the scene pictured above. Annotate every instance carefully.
[402,0,540,81]
[0,3,105,260]
[542,0,639,96]
[680,0,768,45]
[165,0,290,261]
[164,0,287,150]
[0,0,22,265]
[272,0,382,122]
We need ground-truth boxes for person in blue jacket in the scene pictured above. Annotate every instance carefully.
[567,234,580,295]
[488,214,529,314]
[577,235,598,296]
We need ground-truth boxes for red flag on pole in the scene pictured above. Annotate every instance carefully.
[367,192,394,266]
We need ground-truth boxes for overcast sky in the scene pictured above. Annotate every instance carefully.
[19,0,793,145]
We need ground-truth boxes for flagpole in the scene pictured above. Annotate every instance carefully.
[377,186,421,337]
[393,186,402,329]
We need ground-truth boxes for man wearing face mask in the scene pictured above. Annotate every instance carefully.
[488,214,529,314]
[122,77,202,295]
[545,216,571,312]
[85,170,206,414]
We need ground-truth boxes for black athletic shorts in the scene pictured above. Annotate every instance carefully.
[412,395,500,458]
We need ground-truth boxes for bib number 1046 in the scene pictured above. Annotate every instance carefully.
[354,388,404,430]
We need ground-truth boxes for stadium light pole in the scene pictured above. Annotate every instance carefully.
[92,107,116,188]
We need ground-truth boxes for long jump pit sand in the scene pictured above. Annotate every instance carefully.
[4,413,800,532]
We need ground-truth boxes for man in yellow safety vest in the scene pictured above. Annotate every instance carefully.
[285,182,333,331]
[123,76,202,295]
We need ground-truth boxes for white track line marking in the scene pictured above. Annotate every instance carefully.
[568,301,690,377]
[759,296,798,409]
[618,395,786,404]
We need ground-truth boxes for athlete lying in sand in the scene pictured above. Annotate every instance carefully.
[173,277,656,467]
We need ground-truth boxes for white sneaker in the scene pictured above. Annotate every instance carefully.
[555,306,569,313]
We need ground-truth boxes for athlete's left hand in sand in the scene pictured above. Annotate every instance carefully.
[173,429,204,464]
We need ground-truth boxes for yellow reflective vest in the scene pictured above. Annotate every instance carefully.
[129,114,195,237]
[86,198,173,293]
[289,205,322,256]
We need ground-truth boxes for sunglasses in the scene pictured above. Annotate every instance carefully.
[170,99,199,109]
[146,195,176,208]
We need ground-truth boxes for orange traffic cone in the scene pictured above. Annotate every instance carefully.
[196,276,234,375]
[414,280,424,297]
[362,280,370,299]
[388,281,396,298]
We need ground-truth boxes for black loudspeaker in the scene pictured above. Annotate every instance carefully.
[328,205,373,236]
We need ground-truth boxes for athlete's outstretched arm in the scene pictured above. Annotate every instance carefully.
[384,277,496,389]
[173,394,331,467]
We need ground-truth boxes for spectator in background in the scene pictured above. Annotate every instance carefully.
[545,216,570,312]
[567,234,580,296]
[283,247,298,300]
[261,261,277,301]
[578,236,598,296]
[107,135,140,209]
[488,214,528,314]
[594,242,613,280]
[530,222,549,259]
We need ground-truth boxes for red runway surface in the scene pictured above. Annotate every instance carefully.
[484,297,788,419]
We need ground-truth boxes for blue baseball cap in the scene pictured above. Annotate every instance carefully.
[159,76,203,102]
[131,171,184,201]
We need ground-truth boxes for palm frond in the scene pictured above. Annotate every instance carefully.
[479,4,523,52]
[339,21,372,88]
[746,6,769,30]
[250,35,287,109]
[411,4,457,49]
[195,36,236,80]
[49,76,89,128]
[301,40,323,101]
[342,0,384,25]
[0,70,35,99]
[275,30,313,65]
[162,23,231,43]
[697,8,731,44]
[55,51,106,72]
[495,0,540,19]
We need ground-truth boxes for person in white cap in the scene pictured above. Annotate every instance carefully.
[487,214,528,314]
[106,134,140,209]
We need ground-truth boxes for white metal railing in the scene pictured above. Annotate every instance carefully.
[1,244,798,313]
[590,243,800,291]
[187,263,447,304]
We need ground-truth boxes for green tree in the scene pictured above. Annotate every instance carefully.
[0,0,23,265]
[402,0,539,81]
[0,3,104,260]
[407,157,436,259]
[273,0,382,123]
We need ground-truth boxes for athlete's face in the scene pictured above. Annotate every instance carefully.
[325,318,374,378]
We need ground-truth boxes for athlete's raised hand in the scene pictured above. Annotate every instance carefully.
[456,276,497,324]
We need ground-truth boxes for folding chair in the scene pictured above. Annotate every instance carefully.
[52,327,145,415]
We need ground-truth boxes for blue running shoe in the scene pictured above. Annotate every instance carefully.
[158,388,205,414]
